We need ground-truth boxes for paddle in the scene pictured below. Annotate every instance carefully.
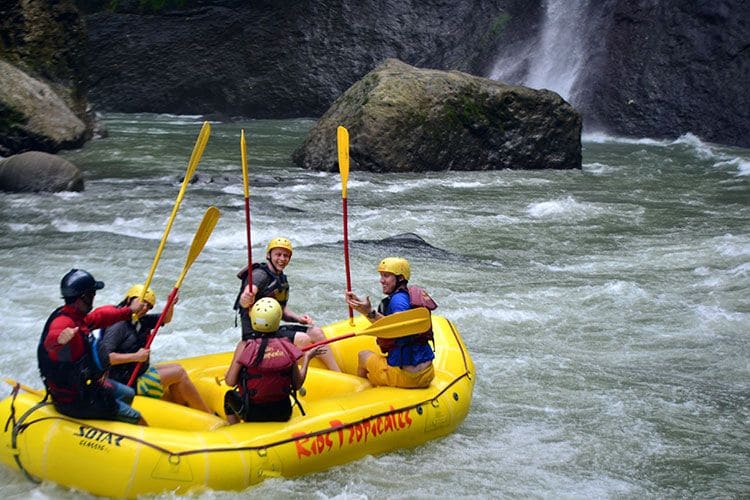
[337,125,354,325]
[240,129,253,291]
[126,206,221,387]
[133,120,211,321]
[302,307,432,351]
[2,378,42,396]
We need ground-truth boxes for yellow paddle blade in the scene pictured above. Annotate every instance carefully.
[133,121,211,320]
[174,206,221,288]
[241,129,249,198]
[360,307,432,339]
[138,121,211,296]
[2,378,42,396]
[337,125,349,198]
[186,121,211,185]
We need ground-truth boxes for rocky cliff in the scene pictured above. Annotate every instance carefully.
[83,0,505,117]
[0,0,93,155]
[2,0,747,153]
[489,0,749,148]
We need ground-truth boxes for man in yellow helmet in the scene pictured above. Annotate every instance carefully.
[100,284,211,413]
[345,257,435,388]
[235,237,340,371]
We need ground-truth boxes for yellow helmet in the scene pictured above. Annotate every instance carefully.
[377,257,410,281]
[250,297,282,333]
[266,237,293,256]
[124,284,156,307]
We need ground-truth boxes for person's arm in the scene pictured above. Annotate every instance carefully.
[44,315,78,358]
[109,348,150,365]
[238,283,258,309]
[161,292,178,324]
[292,347,325,389]
[85,304,142,329]
[282,305,313,325]
[345,291,379,322]
[99,324,149,365]
[239,266,273,309]
[224,341,246,387]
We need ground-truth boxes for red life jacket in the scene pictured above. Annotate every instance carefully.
[37,307,116,414]
[238,336,302,404]
[377,285,438,354]
[408,285,438,311]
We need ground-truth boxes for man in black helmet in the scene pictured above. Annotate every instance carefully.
[37,269,148,425]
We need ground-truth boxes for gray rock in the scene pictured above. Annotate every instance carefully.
[0,61,87,156]
[0,151,84,192]
[83,1,504,117]
[488,0,750,148]
[293,59,581,172]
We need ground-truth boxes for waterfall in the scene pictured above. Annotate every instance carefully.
[490,0,594,104]
[524,0,591,100]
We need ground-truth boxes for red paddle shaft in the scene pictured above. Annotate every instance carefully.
[342,198,353,322]
[126,287,178,387]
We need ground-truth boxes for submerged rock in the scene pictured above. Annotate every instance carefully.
[292,59,582,172]
[0,151,83,192]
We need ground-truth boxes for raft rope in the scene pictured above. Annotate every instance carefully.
[6,369,472,467]
[4,382,51,484]
[6,322,475,469]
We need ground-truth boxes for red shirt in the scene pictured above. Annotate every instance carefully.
[44,304,132,363]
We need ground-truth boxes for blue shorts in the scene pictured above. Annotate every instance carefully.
[107,378,141,424]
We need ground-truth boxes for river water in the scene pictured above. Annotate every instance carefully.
[1,114,748,498]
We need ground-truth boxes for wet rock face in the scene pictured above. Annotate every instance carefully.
[581,1,750,148]
[487,0,750,148]
[0,0,92,155]
[293,59,582,172]
[82,0,507,117]
[0,151,84,193]
[0,61,88,156]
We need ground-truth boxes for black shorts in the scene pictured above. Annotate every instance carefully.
[243,323,306,341]
[224,389,292,422]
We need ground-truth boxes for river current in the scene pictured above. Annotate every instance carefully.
[1,114,748,498]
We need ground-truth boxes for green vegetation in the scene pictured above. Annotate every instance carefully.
[0,103,26,135]
[489,13,511,38]
[481,12,511,44]
[137,0,187,12]
[104,0,187,13]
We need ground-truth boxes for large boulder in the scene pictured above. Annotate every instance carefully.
[292,59,581,172]
[0,60,87,156]
[0,151,84,192]
[0,0,93,155]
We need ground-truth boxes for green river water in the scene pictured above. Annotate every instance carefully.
[0,113,748,498]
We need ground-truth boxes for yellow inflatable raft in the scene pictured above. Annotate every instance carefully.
[0,311,474,497]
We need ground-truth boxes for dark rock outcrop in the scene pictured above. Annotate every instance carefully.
[83,0,506,117]
[0,61,87,156]
[582,2,750,148]
[0,0,93,155]
[488,0,750,148]
[2,0,746,149]
[293,59,581,172]
[0,151,84,192]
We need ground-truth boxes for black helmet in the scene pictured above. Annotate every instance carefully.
[60,269,104,299]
